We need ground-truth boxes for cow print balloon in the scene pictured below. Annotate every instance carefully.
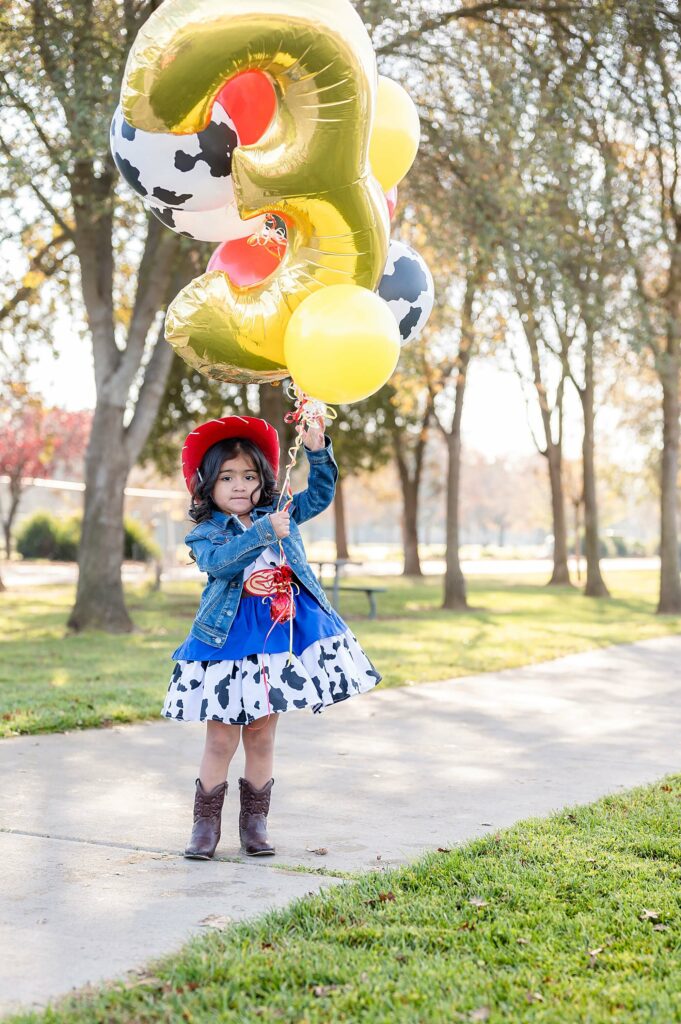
[110,102,239,213]
[377,240,434,346]
[149,202,266,243]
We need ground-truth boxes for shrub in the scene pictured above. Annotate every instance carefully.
[16,512,160,562]
[54,515,81,561]
[124,517,161,562]
[16,513,60,559]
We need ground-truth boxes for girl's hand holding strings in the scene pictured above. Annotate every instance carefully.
[302,416,325,451]
[269,509,291,539]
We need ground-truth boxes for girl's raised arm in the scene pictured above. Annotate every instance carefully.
[289,437,339,525]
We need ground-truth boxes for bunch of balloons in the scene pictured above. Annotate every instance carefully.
[113,0,434,406]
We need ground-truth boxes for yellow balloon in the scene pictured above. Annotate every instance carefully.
[120,0,390,385]
[369,76,421,193]
[284,285,400,404]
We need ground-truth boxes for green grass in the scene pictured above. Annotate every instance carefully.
[1,570,679,738]
[9,776,681,1023]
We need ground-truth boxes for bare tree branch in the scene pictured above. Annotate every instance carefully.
[375,1,580,57]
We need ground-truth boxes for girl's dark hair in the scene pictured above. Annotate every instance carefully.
[188,437,279,524]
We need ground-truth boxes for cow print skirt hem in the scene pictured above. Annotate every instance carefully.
[160,629,381,725]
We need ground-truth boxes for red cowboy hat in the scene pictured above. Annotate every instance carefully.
[181,415,280,492]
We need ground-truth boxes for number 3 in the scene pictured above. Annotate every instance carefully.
[121,0,390,384]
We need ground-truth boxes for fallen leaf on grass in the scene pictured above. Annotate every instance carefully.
[312,984,342,998]
[526,991,544,1003]
[174,982,201,995]
[198,914,232,929]
[306,847,328,856]
[639,909,660,922]
[124,972,166,991]
[469,898,488,908]
[365,891,396,908]
[653,924,670,932]
[660,784,672,792]
[516,936,530,945]
[468,1007,491,1021]
[437,847,451,853]
[587,947,604,968]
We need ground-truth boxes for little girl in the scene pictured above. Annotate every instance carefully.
[161,414,381,859]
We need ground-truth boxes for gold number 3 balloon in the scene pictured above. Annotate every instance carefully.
[121,0,389,384]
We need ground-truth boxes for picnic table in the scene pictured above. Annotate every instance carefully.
[310,558,385,619]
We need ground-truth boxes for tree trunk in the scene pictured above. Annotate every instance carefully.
[505,261,572,589]
[580,381,609,597]
[388,405,430,578]
[68,399,133,632]
[443,431,468,610]
[393,439,424,577]
[657,359,681,613]
[334,474,350,560]
[573,500,582,584]
[545,445,571,585]
[259,381,292,466]
[67,238,188,632]
[2,482,22,560]
[401,477,422,576]
[437,266,476,611]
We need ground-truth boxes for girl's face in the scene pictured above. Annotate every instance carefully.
[211,454,262,516]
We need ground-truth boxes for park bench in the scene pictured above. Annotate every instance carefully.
[329,583,386,619]
[310,559,386,619]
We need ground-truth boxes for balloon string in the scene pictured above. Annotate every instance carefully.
[251,384,337,706]
[277,382,337,517]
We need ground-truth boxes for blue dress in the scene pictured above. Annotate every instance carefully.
[161,547,381,725]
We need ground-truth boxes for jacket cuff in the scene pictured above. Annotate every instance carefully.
[304,435,334,463]
[256,515,279,546]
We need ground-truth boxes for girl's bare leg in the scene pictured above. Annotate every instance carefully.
[199,721,241,790]
[242,714,279,788]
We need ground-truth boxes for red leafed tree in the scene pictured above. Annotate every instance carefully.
[0,385,91,558]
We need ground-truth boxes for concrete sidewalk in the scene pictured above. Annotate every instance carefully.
[2,635,680,1018]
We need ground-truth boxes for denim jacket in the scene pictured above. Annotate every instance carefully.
[185,436,338,647]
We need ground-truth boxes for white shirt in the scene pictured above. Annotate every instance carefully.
[243,546,280,580]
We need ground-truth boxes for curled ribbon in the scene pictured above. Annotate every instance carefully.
[247,214,287,258]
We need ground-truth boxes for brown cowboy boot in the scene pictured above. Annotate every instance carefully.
[238,777,275,856]
[184,777,227,859]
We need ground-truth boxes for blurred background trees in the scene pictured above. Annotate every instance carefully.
[2,0,681,623]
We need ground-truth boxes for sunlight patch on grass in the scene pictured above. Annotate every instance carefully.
[1,570,679,736]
